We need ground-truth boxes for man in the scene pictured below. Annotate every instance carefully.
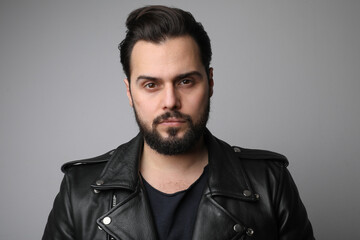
[43,5,315,240]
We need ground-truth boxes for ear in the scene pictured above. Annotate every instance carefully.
[123,78,133,107]
[208,67,214,97]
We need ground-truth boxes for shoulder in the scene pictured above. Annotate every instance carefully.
[61,149,115,173]
[228,146,290,187]
[58,149,116,192]
[208,132,289,167]
[231,146,289,167]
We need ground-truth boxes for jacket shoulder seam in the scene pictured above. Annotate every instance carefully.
[61,149,115,173]
[232,146,289,167]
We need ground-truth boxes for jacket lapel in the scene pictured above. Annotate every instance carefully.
[192,131,259,239]
[91,133,158,240]
[97,186,158,240]
[192,189,245,240]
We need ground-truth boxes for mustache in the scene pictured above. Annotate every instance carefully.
[153,111,192,125]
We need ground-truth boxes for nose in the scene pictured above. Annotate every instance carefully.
[162,85,180,110]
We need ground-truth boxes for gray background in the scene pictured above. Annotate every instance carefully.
[0,0,359,239]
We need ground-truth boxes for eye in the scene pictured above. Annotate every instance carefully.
[144,82,157,89]
[179,79,193,85]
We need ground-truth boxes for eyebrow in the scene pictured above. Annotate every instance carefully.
[136,75,159,82]
[136,71,203,83]
[175,71,203,81]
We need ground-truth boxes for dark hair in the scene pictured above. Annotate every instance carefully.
[119,5,212,81]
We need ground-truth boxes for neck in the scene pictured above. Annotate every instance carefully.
[140,136,208,193]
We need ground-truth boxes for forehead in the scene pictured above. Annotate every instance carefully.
[129,36,204,80]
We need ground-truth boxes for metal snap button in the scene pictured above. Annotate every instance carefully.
[103,217,112,225]
[243,190,252,197]
[233,223,243,233]
[246,228,254,236]
[93,189,100,194]
[233,147,241,152]
[96,180,104,186]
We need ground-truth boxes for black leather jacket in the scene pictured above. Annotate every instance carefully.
[43,130,315,240]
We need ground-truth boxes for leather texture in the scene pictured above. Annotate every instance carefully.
[43,130,315,240]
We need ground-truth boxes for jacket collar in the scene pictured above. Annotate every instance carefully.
[91,133,143,191]
[205,130,258,201]
[92,129,257,201]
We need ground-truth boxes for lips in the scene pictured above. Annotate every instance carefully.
[160,118,186,123]
[159,118,186,126]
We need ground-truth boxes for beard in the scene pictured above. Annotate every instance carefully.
[133,100,210,155]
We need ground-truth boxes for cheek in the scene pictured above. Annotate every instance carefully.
[131,91,147,109]
[184,90,209,113]
[193,86,210,104]
[132,97,157,122]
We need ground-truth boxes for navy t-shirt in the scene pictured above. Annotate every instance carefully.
[142,166,208,240]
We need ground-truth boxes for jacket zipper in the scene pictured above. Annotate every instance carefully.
[108,192,117,240]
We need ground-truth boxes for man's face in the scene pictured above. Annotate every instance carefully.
[124,35,214,155]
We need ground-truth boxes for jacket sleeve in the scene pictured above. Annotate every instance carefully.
[276,167,315,240]
[42,174,75,240]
